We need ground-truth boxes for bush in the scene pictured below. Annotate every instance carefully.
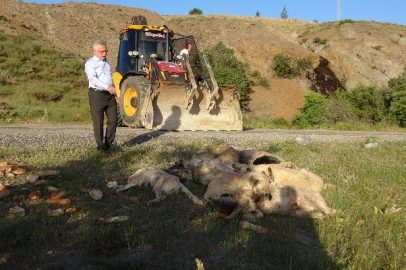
[200,42,251,109]
[344,84,389,123]
[389,91,406,127]
[188,8,203,15]
[273,53,297,78]
[313,37,328,45]
[322,90,358,123]
[292,91,326,127]
[297,58,313,70]
[338,19,355,26]
[388,67,406,126]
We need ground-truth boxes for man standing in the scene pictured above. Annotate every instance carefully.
[84,40,118,152]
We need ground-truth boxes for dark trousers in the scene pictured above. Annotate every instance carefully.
[88,89,117,148]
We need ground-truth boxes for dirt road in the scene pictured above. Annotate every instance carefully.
[1,124,405,149]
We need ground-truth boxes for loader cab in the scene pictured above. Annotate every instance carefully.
[116,25,175,76]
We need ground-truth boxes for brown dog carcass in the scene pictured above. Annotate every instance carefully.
[117,168,204,206]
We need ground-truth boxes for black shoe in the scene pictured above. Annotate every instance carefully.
[97,144,111,152]
[103,144,111,151]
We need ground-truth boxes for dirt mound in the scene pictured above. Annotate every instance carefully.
[1,1,406,121]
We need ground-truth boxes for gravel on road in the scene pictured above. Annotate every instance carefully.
[1,124,405,150]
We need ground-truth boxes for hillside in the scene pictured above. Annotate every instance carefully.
[1,0,406,121]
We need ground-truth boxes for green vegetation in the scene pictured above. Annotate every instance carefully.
[0,33,89,124]
[372,45,383,50]
[273,54,313,78]
[250,69,270,87]
[297,58,313,70]
[338,19,356,26]
[313,37,328,45]
[273,53,297,78]
[188,8,203,15]
[292,83,399,129]
[388,66,406,127]
[242,64,406,131]
[1,138,406,268]
[200,42,251,109]
[280,5,288,19]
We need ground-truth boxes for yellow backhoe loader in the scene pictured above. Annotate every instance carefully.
[112,17,243,131]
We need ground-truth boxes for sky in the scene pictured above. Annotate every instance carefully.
[26,0,406,26]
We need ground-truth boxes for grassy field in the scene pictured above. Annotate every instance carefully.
[0,33,89,125]
[1,138,405,269]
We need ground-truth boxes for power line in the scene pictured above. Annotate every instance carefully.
[337,0,341,21]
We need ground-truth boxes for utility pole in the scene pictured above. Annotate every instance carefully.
[337,0,341,21]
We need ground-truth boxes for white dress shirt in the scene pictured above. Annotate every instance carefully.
[84,55,113,91]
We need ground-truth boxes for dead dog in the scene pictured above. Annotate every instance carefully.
[203,170,271,221]
[117,168,204,206]
[256,184,339,219]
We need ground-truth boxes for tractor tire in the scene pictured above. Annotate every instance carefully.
[116,104,124,127]
[119,76,149,128]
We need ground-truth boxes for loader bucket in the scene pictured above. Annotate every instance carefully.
[145,84,243,131]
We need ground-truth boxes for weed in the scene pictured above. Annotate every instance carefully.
[297,58,313,70]
[313,37,328,45]
[338,19,356,26]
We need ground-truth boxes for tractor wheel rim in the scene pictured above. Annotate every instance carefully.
[124,87,138,116]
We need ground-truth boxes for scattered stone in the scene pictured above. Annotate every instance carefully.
[47,208,64,217]
[9,206,25,217]
[89,189,103,201]
[0,189,11,199]
[28,190,41,201]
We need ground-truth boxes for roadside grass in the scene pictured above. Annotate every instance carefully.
[1,139,405,269]
[243,112,406,132]
[0,33,89,124]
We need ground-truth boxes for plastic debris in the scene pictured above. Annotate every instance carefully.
[98,216,129,223]
[239,220,268,234]
[365,142,378,148]
[106,181,118,189]
[296,136,309,146]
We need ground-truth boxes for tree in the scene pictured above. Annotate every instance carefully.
[255,10,260,17]
[280,5,288,19]
[188,8,203,15]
